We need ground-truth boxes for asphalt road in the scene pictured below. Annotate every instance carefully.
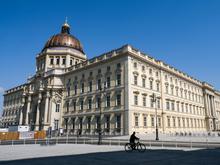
[1,149,220,165]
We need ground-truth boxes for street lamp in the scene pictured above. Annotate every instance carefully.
[151,93,161,141]
[98,82,106,145]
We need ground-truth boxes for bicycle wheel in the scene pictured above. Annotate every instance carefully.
[137,143,146,152]
[125,143,133,152]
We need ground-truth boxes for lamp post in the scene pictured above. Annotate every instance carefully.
[98,82,106,145]
[151,93,161,141]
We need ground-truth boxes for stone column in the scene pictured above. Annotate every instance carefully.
[44,92,50,125]
[25,95,31,125]
[205,94,211,117]
[35,93,42,130]
[19,107,23,125]
[121,113,124,135]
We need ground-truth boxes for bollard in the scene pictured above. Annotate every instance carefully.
[12,140,13,146]
[35,139,37,145]
[23,139,25,145]
[84,138,86,144]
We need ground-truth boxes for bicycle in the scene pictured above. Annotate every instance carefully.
[124,139,146,152]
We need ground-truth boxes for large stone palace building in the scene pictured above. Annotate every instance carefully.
[1,21,220,136]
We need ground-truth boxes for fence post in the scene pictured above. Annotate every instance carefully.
[23,139,25,145]
[12,140,14,146]
[35,139,37,145]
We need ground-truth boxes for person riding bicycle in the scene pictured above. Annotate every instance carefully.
[129,132,139,150]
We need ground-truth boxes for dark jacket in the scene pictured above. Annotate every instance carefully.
[130,134,139,143]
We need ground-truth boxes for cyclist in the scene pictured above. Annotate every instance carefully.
[129,132,139,150]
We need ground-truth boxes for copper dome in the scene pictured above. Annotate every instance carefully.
[42,23,84,54]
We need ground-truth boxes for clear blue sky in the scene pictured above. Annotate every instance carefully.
[0,0,220,112]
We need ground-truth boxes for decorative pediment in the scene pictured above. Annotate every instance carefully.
[141,74,147,78]
[133,71,139,75]
[141,93,148,96]
[133,91,140,94]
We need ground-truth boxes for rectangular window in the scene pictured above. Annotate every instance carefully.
[74,85,77,95]
[142,78,146,88]
[87,117,91,130]
[81,83,84,93]
[167,117,170,127]
[143,96,146,106]
[134,95,138,105]
[67,86,70,96]
[143,116,147,127]
[73,100,76,111]
[157,99,160,109]
[88,98,92,110]
[150,80,153,90]
[89,81,92,92]
[107,77,111,88]
[150,98,154,108]
[80,100,84,110]
[117,74,121,86]
[165,85,169,94]
[50,58,54,65]
[55,104,60,112]
[171,102,175,111]
[106,95,110,107]
[178,118,181,127]
[107,66,111,71]
[97,79,101,90]
[166,101,170,110]
[173,117,176,127]
[105,116,110,131]
[66,102,69,112]
[70,59,73,66]
[151,116,154,127]
[62,58,66,65]
[135,116,139,127]
[116,94,121,106]
[97,97,101,108]
[156,82,160,91]
[116,115,121,129]
[134,75,138,85]
[158,117,161,127]
[171,87,174,95]
[54,120,59,130]
[117,63,121,69]
[56,57,60,65]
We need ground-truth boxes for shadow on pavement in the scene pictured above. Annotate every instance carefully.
[1,148,220,165]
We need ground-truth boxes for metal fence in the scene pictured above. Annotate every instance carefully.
[1,137,220,149]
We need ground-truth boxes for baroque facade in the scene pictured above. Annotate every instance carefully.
[1,22,220,135]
